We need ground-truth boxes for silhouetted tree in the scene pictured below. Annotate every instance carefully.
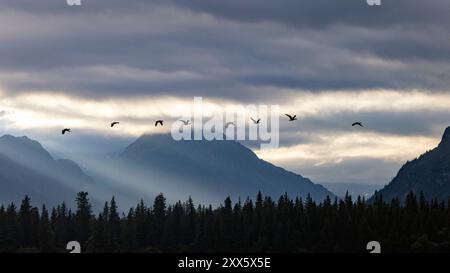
[75,192,92,244]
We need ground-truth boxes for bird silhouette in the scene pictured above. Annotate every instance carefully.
[225,122,235,128]
[352,122,364,127]
[111,121,120,128]
[250,117,261,124]
[179,120,191,125]
[155,120,164,127]
[62,128,71,135]
[285,114,297,121]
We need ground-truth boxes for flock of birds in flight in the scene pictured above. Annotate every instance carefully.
[61,113,363,134]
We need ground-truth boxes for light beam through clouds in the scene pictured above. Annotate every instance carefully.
[1,89,449,185]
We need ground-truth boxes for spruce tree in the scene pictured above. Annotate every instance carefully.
[75,192,92,244]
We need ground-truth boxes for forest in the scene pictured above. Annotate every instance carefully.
[1,191,450,253]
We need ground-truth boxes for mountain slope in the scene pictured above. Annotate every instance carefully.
[108,134,334,204]
[372,127,450,201]
[0,135,92,185]
[0,135,96,208]
[0,153,78,207]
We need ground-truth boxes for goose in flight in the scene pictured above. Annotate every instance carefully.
[352,122,364,127]
[111,121,120,128]
[155,120,164,127]
[62,128,71,135]
[179,120,191,126]
[250,117,261,124]
[285,114,297,121]
[225,122,235,128]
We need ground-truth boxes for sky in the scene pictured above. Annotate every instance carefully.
[1,0,450,185]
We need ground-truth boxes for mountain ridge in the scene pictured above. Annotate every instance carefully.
[372,127,450,201]
[114,133,335,204]
[0,133,335,208]
[0,134,97,208]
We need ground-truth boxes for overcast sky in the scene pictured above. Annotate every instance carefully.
[1,0,450,185]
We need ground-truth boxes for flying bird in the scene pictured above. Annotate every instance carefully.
[62,128,71,135]
[352,122,364,127]
[155,120,164,127]
[179,120,191,125]
[285,114,297,121]
[111,121,120,128]
[225,122,235,128]
[250,117,261,124]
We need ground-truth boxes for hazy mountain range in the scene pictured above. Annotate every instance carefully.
[0,134,334,209]
[0,135,95,208]
[2,127,450,209]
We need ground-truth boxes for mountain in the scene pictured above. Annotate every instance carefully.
[0,153,77,207]
[0,135,96,207]
[102,134,335,205]
[0,133,334,209]
[321,182,381,199]
[0,135,89,180]
[372,127,450,202]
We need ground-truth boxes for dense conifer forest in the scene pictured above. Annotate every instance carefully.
[1,191,450,253]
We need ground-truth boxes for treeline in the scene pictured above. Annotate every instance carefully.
[1,191,450,253]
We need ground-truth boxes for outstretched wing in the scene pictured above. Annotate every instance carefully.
[285,114,293,119]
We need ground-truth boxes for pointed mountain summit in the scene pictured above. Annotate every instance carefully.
[372,127,450,202]
[439,126,450,146]
[0,134,54,164]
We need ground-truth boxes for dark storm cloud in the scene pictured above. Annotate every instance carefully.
[4,0,450,28]
[0,0,164,13]
[171,0,450,29]
[0,0,449,101]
